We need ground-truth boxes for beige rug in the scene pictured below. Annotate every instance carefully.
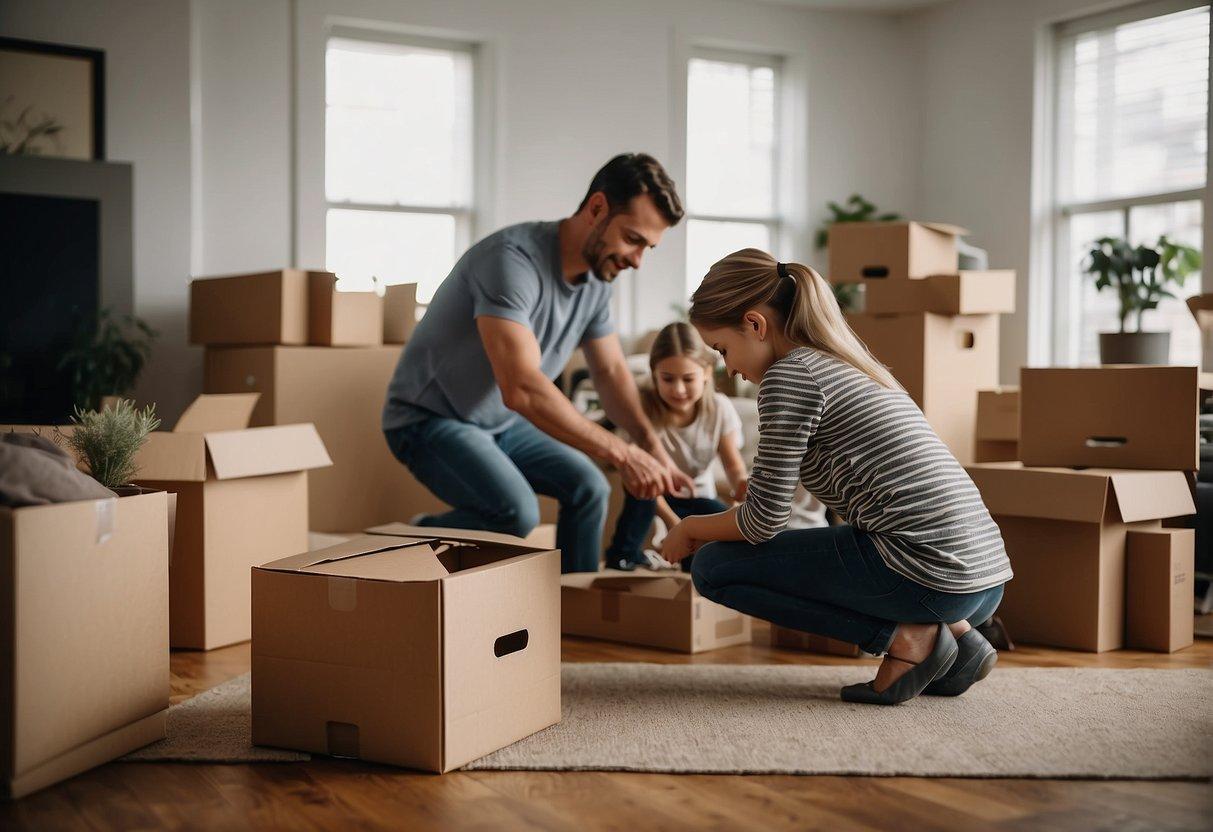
[124,664,1212,779]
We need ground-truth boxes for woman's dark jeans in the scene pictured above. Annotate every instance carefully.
[606,493,729,572]
[690,524,1005,655]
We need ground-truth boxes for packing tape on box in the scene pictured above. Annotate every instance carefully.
[328,576,358,612]
[94,497,116,545]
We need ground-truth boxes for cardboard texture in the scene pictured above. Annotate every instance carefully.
[1019,366,1199,471]
[251,526,561,772]
[1125,528,1195,653]
[561,570,752,653]
[383,283,420,344]
[133,394,331,650]
[828,221,967,282]
[308,273,384,347]
[1188,293,1213,372]
[975,387,1019,463]
[862,270,1016,315]
[1,492,170,799]
[847,312,999,465]
[967,462,1195,652]
[768,624,861,657]
[189,269,313,346]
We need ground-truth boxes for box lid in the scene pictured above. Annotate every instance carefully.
[561,570,693,600]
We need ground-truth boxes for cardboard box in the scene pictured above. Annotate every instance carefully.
[863,270,1016,315]
[847,312,999,465]
[769,624,862,657]
[561,570,751,653]
[1188,293,1213,372]
[189,269,315,346]
[1020,366,1199,471]
[975,387,1019,463]
[308,273,384,347]
[383,283,420,344]
[1126,528,1195,653]
[1,492,170,799]
[133,393,331,649]
[829,221,966,282]
[967,462,1195,652]
[251,525,561,772]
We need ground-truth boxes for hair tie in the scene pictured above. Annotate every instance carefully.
[777,262,791,279]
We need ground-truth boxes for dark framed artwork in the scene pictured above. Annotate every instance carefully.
[0,36,104,160]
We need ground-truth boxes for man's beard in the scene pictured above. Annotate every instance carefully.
[581,218,625,283]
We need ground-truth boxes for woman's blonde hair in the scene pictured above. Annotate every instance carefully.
[641,321,718,428]
[688,248,901,391]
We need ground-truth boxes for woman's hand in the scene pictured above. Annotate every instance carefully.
[661,519,699,564]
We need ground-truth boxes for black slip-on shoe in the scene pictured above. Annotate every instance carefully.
[923,628,997,696]
[839,623,958,706]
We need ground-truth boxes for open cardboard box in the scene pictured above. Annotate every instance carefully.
[251,524,560,773]
[189,269,315,346]
[1126,528,1195,653]
[133,393,331,649]
[561,570,751,653]
[383,282,421,344]
[975,387,1019,463]
[308,273,383,347]
[863,270,1016,315]
[967,462,1195,652]
[829,221,966,282]
[1,491,170,799]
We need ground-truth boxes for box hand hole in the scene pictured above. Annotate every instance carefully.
[1085,436,1127,448]
[494,628,529,658]
[861,266,889,278]
[957,331,975,349]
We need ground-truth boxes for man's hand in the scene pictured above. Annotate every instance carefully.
[661,519,699,564]
[618,445,678,499]
[646,442,696,498]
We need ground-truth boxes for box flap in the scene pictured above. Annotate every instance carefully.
[1188,293,1213,329]
[1108,471,1196,523]
[365,522,539,552]
[256,533,450,581]
[204,423,332,480]
[919,222,969,237]
[132,432,209,482]
[965,462,1113,522]
[173,393,260,433]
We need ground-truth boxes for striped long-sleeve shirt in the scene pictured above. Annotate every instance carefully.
[735,347,1012,594]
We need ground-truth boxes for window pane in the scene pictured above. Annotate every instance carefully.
[685,219,771,298]
[1070,211,1128,365]
[326,208,456,302]
[326,38,473,207]
[687,57,777,217]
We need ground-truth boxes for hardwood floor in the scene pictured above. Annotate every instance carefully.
[4,623,1210,831]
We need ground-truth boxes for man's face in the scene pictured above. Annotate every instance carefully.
[581,193,670,282]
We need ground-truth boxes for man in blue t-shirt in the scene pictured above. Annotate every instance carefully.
[383,153,693,572]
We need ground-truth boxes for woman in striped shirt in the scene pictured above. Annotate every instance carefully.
[662,248,1012,706]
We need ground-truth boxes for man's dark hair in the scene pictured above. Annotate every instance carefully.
[577,153,684,226]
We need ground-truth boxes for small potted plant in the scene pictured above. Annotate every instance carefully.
[1083,235,1201,364]
[63,399,160,495]
[58,308,158,413]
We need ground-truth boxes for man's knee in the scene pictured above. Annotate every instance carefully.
[488,493,541,539]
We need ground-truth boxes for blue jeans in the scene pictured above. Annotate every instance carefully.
[385,416,610,573]
[606,493,729,573]
[691,524,1005,655]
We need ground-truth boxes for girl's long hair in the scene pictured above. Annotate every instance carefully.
[688,248,901,391]
[641,321,718,428]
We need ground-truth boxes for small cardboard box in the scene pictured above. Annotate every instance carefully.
[967,462,1195,652]
[847,312,999,465]
[1188,293,1213,372]
[189,269,315,346]
[1126,528,1195,653]
[133,393,332,649]
[1,492,170,799]
[561,570,751,653]
[308,273,384,347]
[383,283,420,344]
[251,525,561,773]
[863,270,1016,315]
[769,624,862,657]
[1020,366,1199,471]
[975,387,1019,463]
[829,221,967,282]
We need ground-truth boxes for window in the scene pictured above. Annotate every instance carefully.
[325,35,474,301]
[1051,1,1209,365]
[684,52,781,297]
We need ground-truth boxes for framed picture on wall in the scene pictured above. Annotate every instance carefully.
[0,36,104,160]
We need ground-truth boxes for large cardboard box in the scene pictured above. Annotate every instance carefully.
[847,312,999,465]
[252,525,561,772]
[1,492,170,798]
[1126,528,1195,653]
[189,269,315,346]
[829,221,966,282]
[561,570,751,653]
[967,462,1195,652]
[975,387,1019,463]
[1019,366,1199,471]
[308,273,383,347]
[133,393,332,649]
[769,624,862,657]
[863,270,1016,315]
[383,282,420,344]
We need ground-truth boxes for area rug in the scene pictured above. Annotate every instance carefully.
[123,664,1212,779]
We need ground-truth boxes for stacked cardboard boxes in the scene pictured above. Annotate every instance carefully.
[831,222,1016,465]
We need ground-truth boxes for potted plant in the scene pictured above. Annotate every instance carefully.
[62,399,160,495]
[815,194,902,314]
[57,308,157,413]
[1083,235,1201,364]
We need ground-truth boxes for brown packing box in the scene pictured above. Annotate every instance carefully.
[308,273,384,347]
[769,624,861,657]
[975,387,1019,463]
[1019,366,1199,471]
[1188,293,1213,373]
[189,269,315,346]
[863,271,1016,315]
[1126,528,1195,653]
[829,221,966,282]
[847,312,999,465]
[383,282,421,344]
[252,525,560,772]
[1,492,170,799]
[967,462,1195,652]
[561,570,751,653]
[133,393,332,649]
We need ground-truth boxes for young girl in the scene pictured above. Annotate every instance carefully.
[605,322,748,573]
[664,249,1012,706]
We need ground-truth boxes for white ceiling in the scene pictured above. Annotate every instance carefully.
[748,0,948,12]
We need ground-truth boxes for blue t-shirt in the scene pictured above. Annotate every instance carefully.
[382,221,615,434]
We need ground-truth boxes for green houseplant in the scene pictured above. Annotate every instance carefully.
[816,194,902,314]
[63,400,160,492]
[58,308,158,413]
[1082,235,1201,364]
